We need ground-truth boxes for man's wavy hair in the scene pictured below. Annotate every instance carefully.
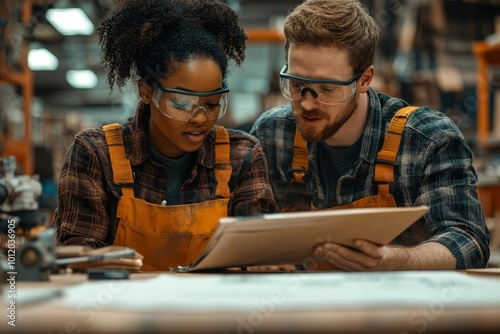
[283,0,380,74]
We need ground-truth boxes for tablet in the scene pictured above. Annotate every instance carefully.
[181,205,429,271]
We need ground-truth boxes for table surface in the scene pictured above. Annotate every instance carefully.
[2,268,500,334]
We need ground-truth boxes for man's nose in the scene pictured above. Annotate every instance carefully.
[300,87,319,109]
[300,87,318,99]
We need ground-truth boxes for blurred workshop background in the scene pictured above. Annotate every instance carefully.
[1,0,500,255]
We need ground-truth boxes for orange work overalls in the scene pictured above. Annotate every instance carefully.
[103,124,232,271]
[286,106,418,269]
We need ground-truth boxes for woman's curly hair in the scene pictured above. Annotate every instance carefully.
[97,0,247,91]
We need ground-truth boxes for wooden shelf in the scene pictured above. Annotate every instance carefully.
[0,64,27,86]
[0,0,33,175]
[473,41,500,227]
[245,28,284,43]
[473,41,500,145]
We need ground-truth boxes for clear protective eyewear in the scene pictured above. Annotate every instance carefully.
[279,64,362,105]
[152,83,229,121]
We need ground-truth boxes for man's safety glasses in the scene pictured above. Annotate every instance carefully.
[152,84,229,121]
[279,64,362,105]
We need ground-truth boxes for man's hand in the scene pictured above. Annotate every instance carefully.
[314,240,393,271]
[314,240,457,271]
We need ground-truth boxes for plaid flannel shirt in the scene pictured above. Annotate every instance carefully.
[250,88,490,269]
[57,103,277,247]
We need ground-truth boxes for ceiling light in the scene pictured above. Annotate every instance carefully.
[28,48,59,71]
[66,70,98,89]
[46,8,94,36]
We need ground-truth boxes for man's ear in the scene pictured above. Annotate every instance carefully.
[358,65,375,94]
[138,79,152,104]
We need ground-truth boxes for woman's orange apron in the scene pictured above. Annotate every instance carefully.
[103,124,231,271]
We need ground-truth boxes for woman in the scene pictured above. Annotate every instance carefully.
[56,0,277,271]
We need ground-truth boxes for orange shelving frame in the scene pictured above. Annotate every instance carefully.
[0,0,33,175]
[473,41,500,146]
[245,28,284,43]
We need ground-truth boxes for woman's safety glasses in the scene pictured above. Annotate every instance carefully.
[152,84,229,121]
[279,64,362,105]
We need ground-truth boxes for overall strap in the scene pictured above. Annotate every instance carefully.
[374,106,419,194]
[103,123,135,198]
[280,128,313,212]
[290,128,309,183]
[214,125,231,198]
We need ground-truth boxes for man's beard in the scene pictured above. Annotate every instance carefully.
[293,96,358,143]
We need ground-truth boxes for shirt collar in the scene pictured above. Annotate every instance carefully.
[121,102,151,166]
[359,87,384,164]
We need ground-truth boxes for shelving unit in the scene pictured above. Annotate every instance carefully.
[473,41,500,250]
[246,28,284,43]
[473,41,500,146]
[0,0,33,175]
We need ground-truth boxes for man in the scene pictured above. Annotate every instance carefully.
[250,0,489,271]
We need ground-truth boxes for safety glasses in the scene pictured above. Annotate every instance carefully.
[152,83,229,121]
[279,64,362,105]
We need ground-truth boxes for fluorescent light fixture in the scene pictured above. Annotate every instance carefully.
[66,70,98,89]
[28,48,59,71]
[46,8,94,36]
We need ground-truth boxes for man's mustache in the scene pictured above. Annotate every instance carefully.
[293,108,330,120]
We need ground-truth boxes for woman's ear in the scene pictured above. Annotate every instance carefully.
[358,65,375,94]
[138,79,152,104]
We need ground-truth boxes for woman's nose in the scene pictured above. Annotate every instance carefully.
[189,105,210,122]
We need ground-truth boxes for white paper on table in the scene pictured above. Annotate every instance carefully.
[46,271,500,313]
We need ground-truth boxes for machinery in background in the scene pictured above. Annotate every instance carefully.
[0,156,42,229]
[0,156,140,281]
[0,155,55,281]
